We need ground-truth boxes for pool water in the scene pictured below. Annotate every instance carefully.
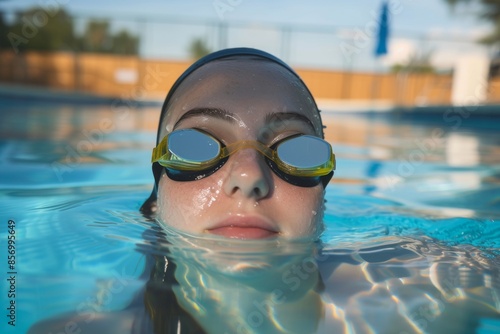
[1,98,500,334]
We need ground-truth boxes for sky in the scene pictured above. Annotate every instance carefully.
[0,0,493,71]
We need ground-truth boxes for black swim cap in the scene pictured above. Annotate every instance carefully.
[141,47,324,215]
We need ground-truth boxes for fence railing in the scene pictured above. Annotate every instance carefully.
[1,9,499,107]
[0,50,458,106]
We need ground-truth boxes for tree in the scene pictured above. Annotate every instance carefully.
[80,20,111,53]
[78,19,139,55]
[6,7,75,52]
[390,51,435,74]
[445,0,500,46]
[112,30,139,55]
[188,37,211,60]
[0,12,11,49]
[1,7,139,55]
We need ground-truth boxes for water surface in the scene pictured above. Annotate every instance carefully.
[1,100,499,333]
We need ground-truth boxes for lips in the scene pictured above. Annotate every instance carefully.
[207,217,278,240]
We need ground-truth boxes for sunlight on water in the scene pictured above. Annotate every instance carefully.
[1,103,499,333]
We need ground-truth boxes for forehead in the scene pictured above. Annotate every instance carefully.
[160,58,321,135]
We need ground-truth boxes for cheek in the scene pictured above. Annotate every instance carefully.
[272,184,325,234]
[285,185,323,214]
[157,174,224,230]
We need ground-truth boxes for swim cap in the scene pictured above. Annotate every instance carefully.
[141,47,323,215]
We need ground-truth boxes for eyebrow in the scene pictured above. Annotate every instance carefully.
[264,112,316,132]
[174,108,316,132]
[174,108,238,128]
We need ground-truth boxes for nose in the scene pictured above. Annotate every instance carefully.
[222,149,272,200]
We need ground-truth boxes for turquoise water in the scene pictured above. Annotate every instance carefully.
[1,98,500,333]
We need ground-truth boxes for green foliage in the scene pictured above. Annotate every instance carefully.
[5,7,75,52]
[390,51,436,74]
[79,20,111,53]
[0,12,11,49]
[1,7,139,55]
[445,0,462,6]
[445,0,500,46]
[188,37,211,60]
[111,30,139,55]
[77,19,139,55]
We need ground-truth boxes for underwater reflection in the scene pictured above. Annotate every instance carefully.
[29,228,500,334]
[140,231,500,334]
[143,228,325,334]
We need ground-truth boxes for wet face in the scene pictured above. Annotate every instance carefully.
[156,58,326,239]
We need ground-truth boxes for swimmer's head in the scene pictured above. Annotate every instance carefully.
[141,48,334,239]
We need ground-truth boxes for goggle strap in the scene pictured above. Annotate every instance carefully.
[151,135,169,163]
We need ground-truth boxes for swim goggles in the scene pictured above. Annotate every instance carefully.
[152,129,335,187]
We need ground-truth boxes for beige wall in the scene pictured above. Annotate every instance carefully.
[1,50,496,106]
[488,77,500,103]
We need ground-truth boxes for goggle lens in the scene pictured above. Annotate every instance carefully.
[168,129,220,163]
[277,136,331,169]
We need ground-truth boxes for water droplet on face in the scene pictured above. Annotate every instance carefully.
[312,210,317,216]
[253,202,259,208]
[207,186,220,208]
[192,187,213,217]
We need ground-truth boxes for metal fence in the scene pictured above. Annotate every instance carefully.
[0,8,493,73]
[3,8,500,107]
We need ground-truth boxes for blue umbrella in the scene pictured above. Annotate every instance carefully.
[375,2,389,57]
